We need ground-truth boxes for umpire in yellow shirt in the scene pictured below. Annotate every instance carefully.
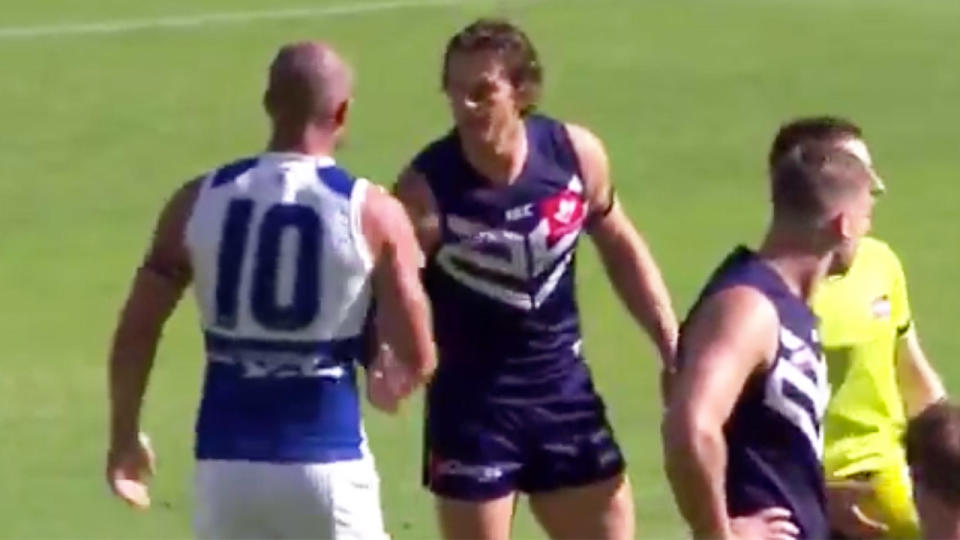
[769,117,947,539]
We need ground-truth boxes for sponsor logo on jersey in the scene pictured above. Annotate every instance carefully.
[871,295,891,319]
[429,454,521,483]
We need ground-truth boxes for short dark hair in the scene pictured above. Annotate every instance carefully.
[770,140,871,224]
[906,401,960,506]
[441,18,542,114]
[769,116,863,170]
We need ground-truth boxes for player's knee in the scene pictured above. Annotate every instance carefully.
[436,495,515,540]
[529,473,635,540]
[606,476,636,537]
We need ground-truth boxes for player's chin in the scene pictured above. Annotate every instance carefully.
[456,119,493,141]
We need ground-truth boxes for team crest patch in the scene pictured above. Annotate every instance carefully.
[871,295,891,319]
[540,190,585,240]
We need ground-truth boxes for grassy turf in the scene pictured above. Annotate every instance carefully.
[1,0,957,537]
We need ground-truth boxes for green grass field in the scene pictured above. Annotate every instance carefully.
[1,0,958,537]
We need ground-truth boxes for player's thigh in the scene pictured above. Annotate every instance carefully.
[521,385,632,540]
[423,392,524,503]
[323,459,388,540]
[435,492,517,540]
[267,458,387,540]
[528,473,635,540]
[194,460,274,539]
[424,405,523,540]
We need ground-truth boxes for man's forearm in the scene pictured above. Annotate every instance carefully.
[664,419,732,539]
[108,269,183,448]
[599,229,678,363]
[109,338,156,449]
[897,330,947,417]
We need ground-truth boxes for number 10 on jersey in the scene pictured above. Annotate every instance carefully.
[214,199,323,331]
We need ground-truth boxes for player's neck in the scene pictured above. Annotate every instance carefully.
[267,126,336,159]
[924,518,960,539]
[757,233,830,300]
[921,501,960,539]
[460,121,527,186]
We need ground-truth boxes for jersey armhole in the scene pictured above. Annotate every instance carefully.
[350,178,375,273]
[724,283,784,377]
[763,303,784,376]
[897,319,913,337]
[556,122,586,188]
[183,171,215,253]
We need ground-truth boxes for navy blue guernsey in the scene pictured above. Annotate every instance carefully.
[414,115,590,401]
[679,247,829,540]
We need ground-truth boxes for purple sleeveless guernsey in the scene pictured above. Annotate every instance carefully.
[680,247,829,539]
[413,114,625,500]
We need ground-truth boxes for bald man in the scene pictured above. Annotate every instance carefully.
[105,42,435,538]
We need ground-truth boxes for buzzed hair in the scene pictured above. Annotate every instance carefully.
[770,141,872,225]
[263,41,352,125]
[769,116,862,170]
[906,401,960,507]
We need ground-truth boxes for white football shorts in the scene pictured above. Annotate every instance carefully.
[193,457,388,539]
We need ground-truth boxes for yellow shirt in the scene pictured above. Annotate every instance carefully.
[812,237,912,477]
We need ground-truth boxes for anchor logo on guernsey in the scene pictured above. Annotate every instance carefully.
[436,176,587,310]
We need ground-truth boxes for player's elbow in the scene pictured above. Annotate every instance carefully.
[663,406,724,465]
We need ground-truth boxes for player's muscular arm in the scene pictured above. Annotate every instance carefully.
[393,167,440,257]
[106,178,199,508]
[662,287,787,540]
[897,326,946,417]
[109,178,198,451]
[566,123,678,367]
[362,186,436,381]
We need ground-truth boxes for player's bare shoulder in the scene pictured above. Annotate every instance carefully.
[564,123,610,184]
[563,123,616,224]
[681,285,780,370]
[361,184,417,261]
[393,166,440,253]
[142,176,203,286]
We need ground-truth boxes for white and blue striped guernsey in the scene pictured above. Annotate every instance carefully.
[185,152,373,463]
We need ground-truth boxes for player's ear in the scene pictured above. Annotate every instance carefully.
[262,87,276,117]
[513,82,536,115]
[826,213,848,240]
[333,98,351,128]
